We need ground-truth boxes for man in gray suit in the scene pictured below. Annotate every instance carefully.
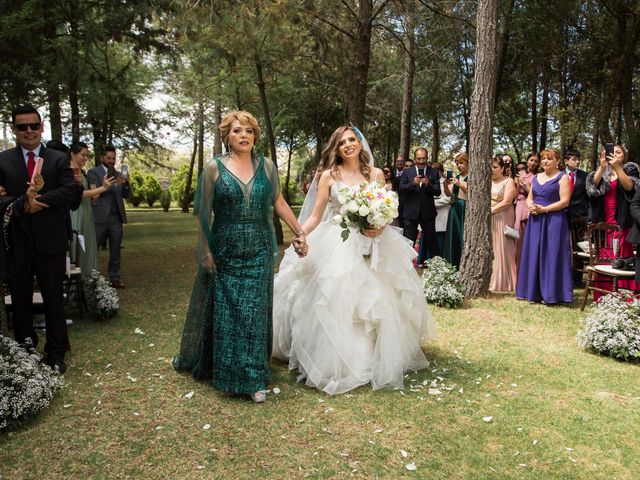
[88,145,130,288]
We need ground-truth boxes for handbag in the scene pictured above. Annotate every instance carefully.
[504,225,520,240]
[611,257,636,271]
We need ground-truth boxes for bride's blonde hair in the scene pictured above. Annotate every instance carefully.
[320,126,371,181]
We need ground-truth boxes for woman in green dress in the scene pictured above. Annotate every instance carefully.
[442,152,468,268]
[69,142,114,279]
[173,111,307,403]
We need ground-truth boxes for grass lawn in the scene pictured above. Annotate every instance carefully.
[1,209,639,479]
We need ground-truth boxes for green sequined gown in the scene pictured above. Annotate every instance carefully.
[173,154,278,395]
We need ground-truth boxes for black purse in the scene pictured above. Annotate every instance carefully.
[611,257,636,271]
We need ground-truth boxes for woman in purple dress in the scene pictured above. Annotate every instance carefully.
[516,149,572,304]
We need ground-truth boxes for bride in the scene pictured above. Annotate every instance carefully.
[272,126,435,395]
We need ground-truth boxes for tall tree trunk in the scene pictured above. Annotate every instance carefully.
[213,99,222,155]
[69,0,81,141]
[284,127,295,203]
[182,130,198,213]
[539,78,549,150]
[530,79,538,153]
[47,81,63,142]
[399,1,415,162]
[431,115,440,162]
[460,0,499,298]
[493,0,514,109]
[347,0,374,129]
[255,58,284,244]
[196,100,205,176]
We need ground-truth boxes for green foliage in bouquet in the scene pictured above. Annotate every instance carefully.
[128,171,145,207]
[421,256,465,309]
[0,336,62,431]
[577,292,640,360]
[160,188,172,212]
[85,270,119,319]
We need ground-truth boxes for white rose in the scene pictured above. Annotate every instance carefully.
[332,214,343,225]
[358,205,370,216]
[347,201,359,213]
[337,193,348,204]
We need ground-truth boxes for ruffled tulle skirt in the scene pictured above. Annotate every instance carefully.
[272,222,436,395]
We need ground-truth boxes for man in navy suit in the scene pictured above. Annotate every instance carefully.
[399,147,441,261]
[0,105,77,373]
[564,148,589,287]
[87,145,130,288]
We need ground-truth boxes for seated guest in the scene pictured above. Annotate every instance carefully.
[586,143,639,299]
[442,152,468,268]
[516,149,572,304]
[489,156,518,292]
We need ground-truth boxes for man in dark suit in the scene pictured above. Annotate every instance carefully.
[564,148,589,287]
[0,105,77,373]
[399,147,441,261]
[393,157,413,228]
[88,146,130,289]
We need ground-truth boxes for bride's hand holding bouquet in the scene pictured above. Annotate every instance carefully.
[332,181,399,241]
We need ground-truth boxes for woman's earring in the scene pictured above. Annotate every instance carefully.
[226,144,233,158]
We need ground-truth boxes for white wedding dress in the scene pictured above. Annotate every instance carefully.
[272,181,436,395]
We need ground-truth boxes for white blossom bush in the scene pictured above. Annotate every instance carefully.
[85,270,119,319]
[0,336,62,431]
[421,256,465,309]
[577,292,640,360]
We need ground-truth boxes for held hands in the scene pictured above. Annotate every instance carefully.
[25,173,48,214]
[413,175,430,186]
[528,203,547,216]
[293,233,308,257]
[202,252,216,273]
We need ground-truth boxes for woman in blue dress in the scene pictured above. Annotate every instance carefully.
[516,149,572,304]
[174,111,307,403]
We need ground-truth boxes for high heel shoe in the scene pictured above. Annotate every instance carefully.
[251,391,266,403]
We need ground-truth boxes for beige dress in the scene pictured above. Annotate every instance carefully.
[489,178,518,292]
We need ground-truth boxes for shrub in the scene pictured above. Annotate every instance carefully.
[0,336,62,431]
[421,256,465,309]
[170,164,197,208]
[577,292,640,360]
[128,171,145,207]
[85,270,119,319]
[143,174,162,207]
[160,188,172,212]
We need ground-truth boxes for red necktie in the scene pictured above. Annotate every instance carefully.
[27,151,36,179]
[569,171,575,191]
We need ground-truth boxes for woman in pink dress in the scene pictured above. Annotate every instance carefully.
[490,156,518,292]
[514,153,539,270]
[586,144,639,300]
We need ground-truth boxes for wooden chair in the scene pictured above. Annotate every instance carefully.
[63,230,86,317]
[580,222,636,311]
[569,216,590,281]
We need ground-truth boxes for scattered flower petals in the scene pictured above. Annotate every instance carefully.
[272,387,281,395]
[532,439,538,445]
[148,343,155,347]
[134,328,145,335]
[203,424,211,430]
[184,391,195,399]
[428,388,442,395]
[155,426,163,430]
[63,404,72,408]
[105,364,112,369]
[405,462,417,471]
[375,428,383,433]
[400,449,409,458]
[482,416,493,423]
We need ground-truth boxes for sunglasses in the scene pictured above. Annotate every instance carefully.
[14,122,41,132]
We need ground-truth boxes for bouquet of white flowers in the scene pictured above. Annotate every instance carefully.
[85,270,119,319]
[577,292,640,360]
[0,336,62,431]
[332,181,399,241]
